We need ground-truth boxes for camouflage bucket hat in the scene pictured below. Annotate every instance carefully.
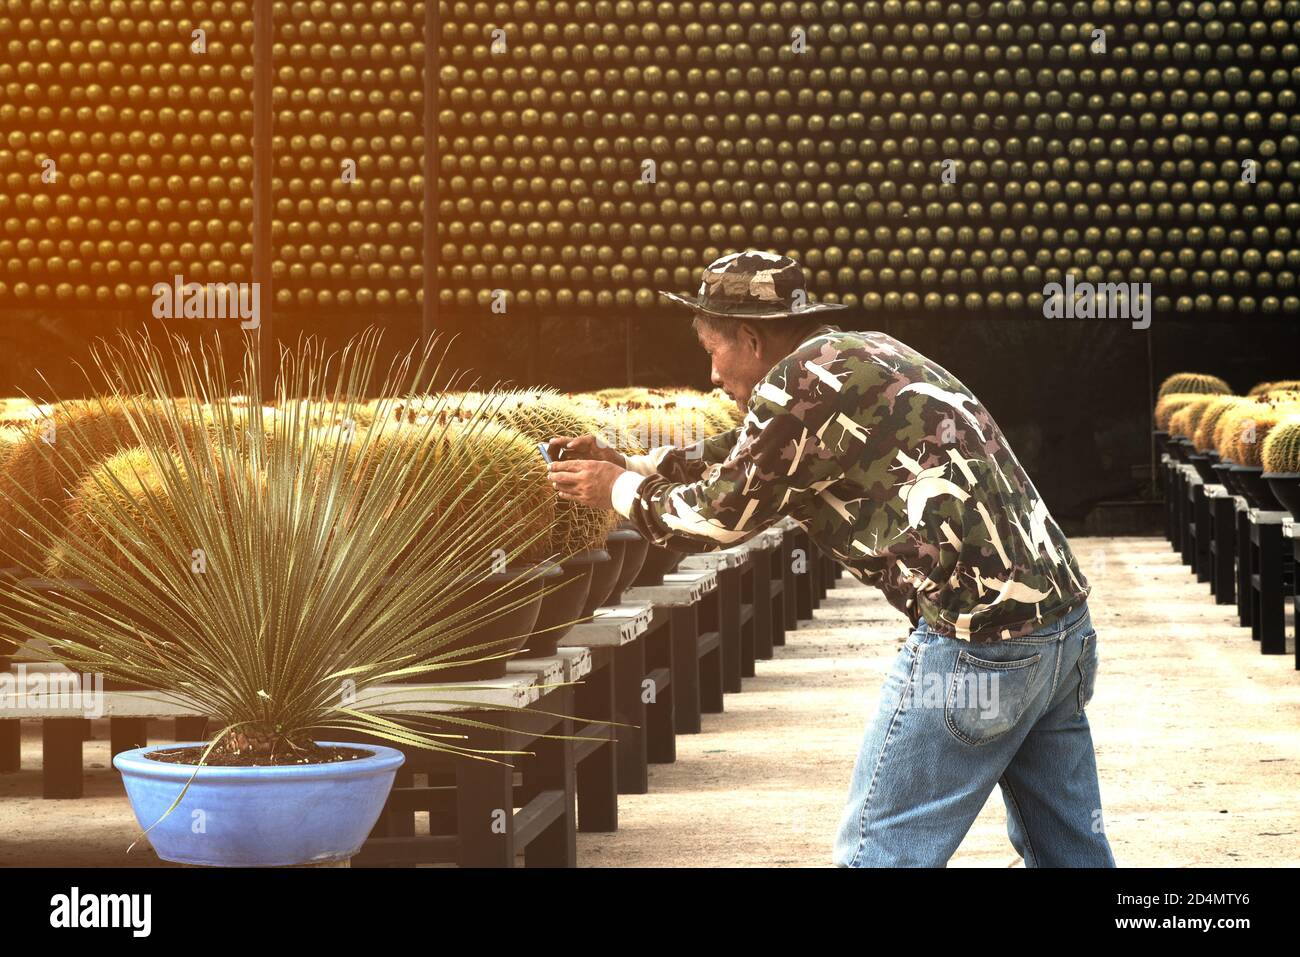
[659,250,850,319]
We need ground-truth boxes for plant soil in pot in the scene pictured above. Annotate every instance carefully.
[395,561,561,684]
[607,524,648,606]
[113,741,404,866]
[1231,465,1276,510]
[518,547,609,658]
[584,530,642,615]
[633,542,685,587]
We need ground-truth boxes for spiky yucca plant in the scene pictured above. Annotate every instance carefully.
[1157,372,1232,398]
[0,330,601,767]
[1262,416,1300,474]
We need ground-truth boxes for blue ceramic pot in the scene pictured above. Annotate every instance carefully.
[113,741,404,866]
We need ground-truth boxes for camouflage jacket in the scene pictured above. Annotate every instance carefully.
[613,324,1091,643]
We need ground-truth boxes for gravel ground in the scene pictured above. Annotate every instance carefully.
[2,536,1297,867]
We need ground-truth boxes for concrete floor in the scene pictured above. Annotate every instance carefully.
[2,536,1297,867]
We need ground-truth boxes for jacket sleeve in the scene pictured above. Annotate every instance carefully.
[622,426,742,482]
[614,397,843,555]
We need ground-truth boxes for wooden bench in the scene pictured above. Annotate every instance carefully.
[559,602,657,797]
[0,522,825,865]
[625,567,721,740]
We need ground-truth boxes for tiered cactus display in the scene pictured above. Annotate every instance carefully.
[1157,373,1232,398]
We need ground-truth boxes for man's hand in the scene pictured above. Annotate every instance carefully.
[547,459,625,510]
[546,433,626,467]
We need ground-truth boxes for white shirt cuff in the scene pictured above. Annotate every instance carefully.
[611,470,647,518]
[621,446,673,476]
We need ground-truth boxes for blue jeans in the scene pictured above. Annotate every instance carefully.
[832,600,1115,867]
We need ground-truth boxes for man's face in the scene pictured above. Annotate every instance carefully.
[695,320,770,413]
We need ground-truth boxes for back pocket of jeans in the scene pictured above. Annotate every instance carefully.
[1076,631,1098,717]
[944,649,1042,747]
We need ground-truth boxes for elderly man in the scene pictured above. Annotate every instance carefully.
[547,250,1115,868]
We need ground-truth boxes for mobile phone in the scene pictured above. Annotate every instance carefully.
[537,441,569,463]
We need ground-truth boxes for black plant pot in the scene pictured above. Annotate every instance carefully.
[633,544,684,587]
[1263,472,1300,521]
[584,529,643,614]
[1153,430,1170,456]
[1231,465,1275,511]
[1187,453,1217,484]
[1166,438,1188,463]
[395,560,561,684]
[581,534,627,618]
[1211,461,1238,495]
[608,523,648,606]
[519,548,610,658]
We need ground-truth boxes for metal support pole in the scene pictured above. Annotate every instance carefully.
[422,0,441,340]
[252,0,274,396]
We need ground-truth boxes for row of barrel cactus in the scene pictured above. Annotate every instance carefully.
[1155,372,1300,472]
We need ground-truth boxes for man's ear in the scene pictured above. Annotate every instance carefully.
[738,320,764,357]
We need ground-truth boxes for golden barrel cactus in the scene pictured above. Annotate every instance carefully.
[1193,396,1248,453]
[1166,395,1219,440]
[1157,372,1232,398]
[0,396,207,569]
[45,447,191,580]
[1249,379,1300,396]
[1262,416,1300,474]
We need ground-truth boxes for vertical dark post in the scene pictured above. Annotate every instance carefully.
[252,0,274,396]
[625,315,633,386]
[1146,327,1156,489]
[422,0,441,340]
